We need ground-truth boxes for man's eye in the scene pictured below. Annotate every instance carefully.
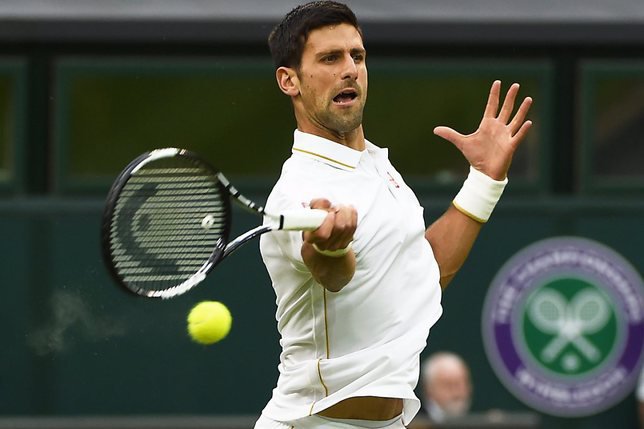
[353,54,364,62]
[323,55,337,63]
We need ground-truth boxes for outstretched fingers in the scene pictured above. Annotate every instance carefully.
[434,80,533,168]
[483,80,502,118]
[509,96,533,136]
[433,126,466,151]
[510,120,533,150]
[498,83,520,123]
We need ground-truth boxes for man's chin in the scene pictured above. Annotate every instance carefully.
[326,114,363,134]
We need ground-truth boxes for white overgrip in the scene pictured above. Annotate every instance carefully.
[279,208,328,231]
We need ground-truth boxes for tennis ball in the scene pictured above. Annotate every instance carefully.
[187,301,232,345]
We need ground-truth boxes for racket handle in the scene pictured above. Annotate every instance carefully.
[280,209,328,231]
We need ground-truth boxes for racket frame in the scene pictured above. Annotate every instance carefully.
[101,148,232,298]
[102,147,326,299]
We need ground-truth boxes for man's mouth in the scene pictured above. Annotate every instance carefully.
[333,88,358,105]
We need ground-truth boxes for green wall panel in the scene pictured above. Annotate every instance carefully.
[2,197,641,429]
[52,58,552,195]
[0,218,35,412]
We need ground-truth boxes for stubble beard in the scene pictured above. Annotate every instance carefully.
[319,99,365,134]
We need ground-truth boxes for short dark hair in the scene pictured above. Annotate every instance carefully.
[268,1,362,69]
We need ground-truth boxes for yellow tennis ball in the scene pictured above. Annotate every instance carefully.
[187,301,232,345]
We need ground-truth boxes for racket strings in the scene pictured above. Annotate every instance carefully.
[108,158,229,292]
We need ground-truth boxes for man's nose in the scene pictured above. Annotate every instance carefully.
[341,55,358,80]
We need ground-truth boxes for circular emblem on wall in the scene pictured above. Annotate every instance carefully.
[482,237,644,416]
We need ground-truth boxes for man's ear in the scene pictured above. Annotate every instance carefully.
[276,66,300,97]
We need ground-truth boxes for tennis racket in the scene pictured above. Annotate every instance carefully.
[101,147,327,299]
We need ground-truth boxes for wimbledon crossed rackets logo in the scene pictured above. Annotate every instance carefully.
[525,285,614,373]
[482,237,644,417]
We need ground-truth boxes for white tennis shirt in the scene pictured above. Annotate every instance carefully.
[259,130,443,425]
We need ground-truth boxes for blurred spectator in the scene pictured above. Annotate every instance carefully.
[420,351,473,423]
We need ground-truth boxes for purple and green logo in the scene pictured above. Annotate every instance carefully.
[482,237,644,416]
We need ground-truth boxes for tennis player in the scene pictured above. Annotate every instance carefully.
[256,2,532,428]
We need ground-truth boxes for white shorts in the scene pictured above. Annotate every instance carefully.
[254,414,405,429]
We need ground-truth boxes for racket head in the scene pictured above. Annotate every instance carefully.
[101,148,231,298]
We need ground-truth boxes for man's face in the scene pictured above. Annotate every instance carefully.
[427,368,472,418]
[295,23,368,135]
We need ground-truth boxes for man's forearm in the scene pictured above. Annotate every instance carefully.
[302,242,356,292]
[425,204,483,289]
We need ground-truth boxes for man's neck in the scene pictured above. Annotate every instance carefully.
[297,125,365,151]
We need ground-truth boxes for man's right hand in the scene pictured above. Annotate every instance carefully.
[303,198,357,252]
[301,198,357,292]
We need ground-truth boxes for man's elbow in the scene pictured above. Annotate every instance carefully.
[438,267,458,290]
[439,275,454,290]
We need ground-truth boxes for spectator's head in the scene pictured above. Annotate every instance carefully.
[421,352,473,422]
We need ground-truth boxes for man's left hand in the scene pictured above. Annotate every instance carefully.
[433,80,533,180]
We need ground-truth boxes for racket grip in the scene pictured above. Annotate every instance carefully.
[280,209,328,231]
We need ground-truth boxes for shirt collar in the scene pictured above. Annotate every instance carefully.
[291,130,364,171]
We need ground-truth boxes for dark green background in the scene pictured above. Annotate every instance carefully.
[0,56,642,429]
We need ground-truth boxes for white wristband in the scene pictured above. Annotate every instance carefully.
[452,166,508,223]
[312,242,352,257]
